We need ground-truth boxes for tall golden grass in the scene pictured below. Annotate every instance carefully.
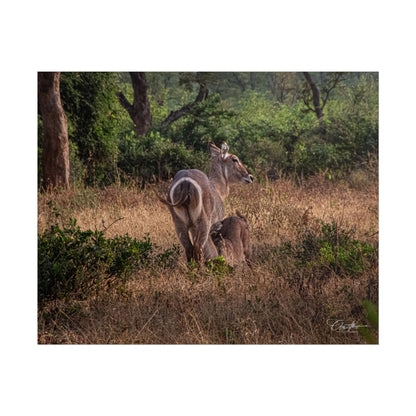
[38,174,378,344]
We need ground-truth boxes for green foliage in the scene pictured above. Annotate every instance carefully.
[148,92,169,125]
[118,130,208,182]
[293,137,346,176]
[362,299,378,328]
[68,140,86,185]
[59,72,131,186]
[186,259,200,283]
[166,93,236,151]
[206,256,233,287]
[292,74,378,177]
[359,300,378,344]
[39,72,378,188]
[224,93,317,177]
[185,256,233,287]
[279,221,377,278]
[38,216,180,303]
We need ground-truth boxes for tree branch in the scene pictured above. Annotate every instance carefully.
[161,83,208,127]
[302,96,315,113]
[101,217,124,233]
[116,91,134,117]
[321,73,344,109]
[232,73,246,92]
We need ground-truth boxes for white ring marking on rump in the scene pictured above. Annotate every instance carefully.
[169,177,203,224]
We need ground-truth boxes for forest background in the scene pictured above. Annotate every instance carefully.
[37,72,378,189]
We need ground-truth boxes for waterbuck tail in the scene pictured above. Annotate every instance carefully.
[169,177,201,206]
[158,192,189,208]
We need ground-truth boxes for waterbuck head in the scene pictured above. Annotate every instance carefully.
[209,142,253,187]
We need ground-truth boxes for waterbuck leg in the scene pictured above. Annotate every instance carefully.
[203,235,219,262]
[177,228,193,262]
[170,210,194,262]
[178,230,194,262]
[243,229,252,267]
[193,240,203,263]
[191,219,218,263]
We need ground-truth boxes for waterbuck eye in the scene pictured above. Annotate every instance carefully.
[232,157,239,163]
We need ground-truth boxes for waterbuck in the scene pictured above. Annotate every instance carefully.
[160,142,253,263]
[210,212,252,267]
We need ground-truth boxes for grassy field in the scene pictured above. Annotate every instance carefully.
[37,174,378,344]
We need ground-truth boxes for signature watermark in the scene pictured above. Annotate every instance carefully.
[327,319,369,333]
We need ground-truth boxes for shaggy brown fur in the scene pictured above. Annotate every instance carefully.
[210,212,252,267]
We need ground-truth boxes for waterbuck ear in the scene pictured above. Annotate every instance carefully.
[210,221,223,235]
[220,142,229,159]
[209,142,220,157]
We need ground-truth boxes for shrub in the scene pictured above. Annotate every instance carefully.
[206,256,233,287]
[38,217,180,303]
[166,94,236,151]
[225,95,317,175]
[118,130,207,182]
[278,220,377,279]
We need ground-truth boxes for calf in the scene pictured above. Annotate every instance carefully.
[210,212,252,267]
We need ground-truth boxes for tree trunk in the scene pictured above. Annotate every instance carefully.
[117,72,152,136]
[38,72,70,190]
[232,73,246,92]
[303,72,324,120]
[249,72,256,90]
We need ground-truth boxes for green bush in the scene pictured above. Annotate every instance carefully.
[223,94,317,175]
[292,137,352,177]
[278,221,377,278]
[206,256,233,287]
[38,217,180,303]
[165,93,236,151]
[118,130,208,182]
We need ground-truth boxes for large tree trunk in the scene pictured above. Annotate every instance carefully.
[38,72,70,190]
[116,72,152,136]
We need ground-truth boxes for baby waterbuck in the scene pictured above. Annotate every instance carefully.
[210,212,252,267]
[160,142,253,263]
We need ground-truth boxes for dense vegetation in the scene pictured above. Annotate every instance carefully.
[38,72,378,187]
[38,206,180,304]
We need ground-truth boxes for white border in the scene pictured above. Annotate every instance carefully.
[2,1,416,415]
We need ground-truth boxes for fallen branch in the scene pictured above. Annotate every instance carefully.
[101,217,125,233]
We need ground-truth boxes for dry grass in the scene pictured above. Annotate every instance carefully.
[38,175,378,344]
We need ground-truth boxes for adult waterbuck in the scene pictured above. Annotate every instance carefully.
[210,212,252,267]
[160,142,253,263]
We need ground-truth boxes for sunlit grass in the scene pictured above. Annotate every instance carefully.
[38,175,378,344]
